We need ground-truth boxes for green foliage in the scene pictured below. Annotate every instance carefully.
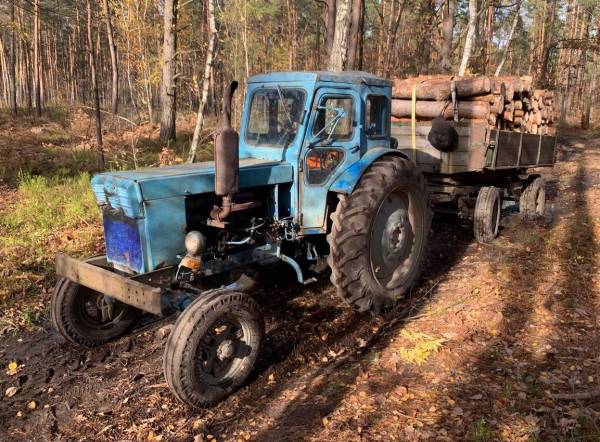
[472,417,495,442]
[0,172,98,250]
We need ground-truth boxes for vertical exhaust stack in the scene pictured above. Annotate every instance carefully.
[211,81,240,221]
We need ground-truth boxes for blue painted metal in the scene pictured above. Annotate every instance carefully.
[103,213,143,272]
[92,159,294,273]
[329,148,407,194]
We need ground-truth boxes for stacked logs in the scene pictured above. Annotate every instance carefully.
[391,75,557,136]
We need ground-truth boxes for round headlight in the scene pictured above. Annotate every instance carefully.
[185,231,206,256]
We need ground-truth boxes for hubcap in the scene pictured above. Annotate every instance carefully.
[370,190,415,288]
[195,316,250,386]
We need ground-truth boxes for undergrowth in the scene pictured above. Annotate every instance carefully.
[0,173,102,332]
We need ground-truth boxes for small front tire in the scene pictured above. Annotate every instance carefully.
[50,278,139,348]
[163,289,264,408]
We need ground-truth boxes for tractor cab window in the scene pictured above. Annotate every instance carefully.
[246,87,306,147]
[365,95,389,138]
[312,96,354,141]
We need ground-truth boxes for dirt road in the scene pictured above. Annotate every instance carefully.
[1,130,599,441]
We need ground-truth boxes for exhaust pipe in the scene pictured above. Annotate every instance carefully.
[211,81,240,221]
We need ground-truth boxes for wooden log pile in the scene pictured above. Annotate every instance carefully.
[391,75,557,136]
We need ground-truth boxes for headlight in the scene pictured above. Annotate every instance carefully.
[185,231,206,256]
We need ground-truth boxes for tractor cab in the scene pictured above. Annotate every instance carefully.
[241,71,393,230]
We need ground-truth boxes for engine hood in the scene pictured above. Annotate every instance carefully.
[91,158,293,218]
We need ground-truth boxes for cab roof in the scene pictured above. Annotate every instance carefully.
[248,71,391,87]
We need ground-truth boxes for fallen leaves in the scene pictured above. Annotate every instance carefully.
[6,361,19,376]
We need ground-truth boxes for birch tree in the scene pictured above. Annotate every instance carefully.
[458,0,478,76]
[495,0,521,76]
[327,0,352,71]
[188,0,217,163]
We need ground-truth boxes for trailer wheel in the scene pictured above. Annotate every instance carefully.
[50,278,138,348]
[163,289,263,408]
[474,186,501,243]
[520,176,546,220]
[327,155,430,314]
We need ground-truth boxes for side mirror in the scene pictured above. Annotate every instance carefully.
[390,137,398,149]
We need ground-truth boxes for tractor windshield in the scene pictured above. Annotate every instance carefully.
[245,87,306,147]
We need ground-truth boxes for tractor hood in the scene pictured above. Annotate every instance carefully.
[91,158,293,218]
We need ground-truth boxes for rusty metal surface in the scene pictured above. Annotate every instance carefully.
[56,253,163,315]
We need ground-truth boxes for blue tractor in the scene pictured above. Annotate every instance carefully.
[51,71,430,408]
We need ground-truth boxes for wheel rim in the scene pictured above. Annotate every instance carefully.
[194,314,252,386]
[369,187,417,289]
[76,289,129,330]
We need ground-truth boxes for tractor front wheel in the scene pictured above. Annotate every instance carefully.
[51,278,139,348]
[163,289,264,408]
[327,155,431,313]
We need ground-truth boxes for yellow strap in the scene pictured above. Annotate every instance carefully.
[411,83,417,162]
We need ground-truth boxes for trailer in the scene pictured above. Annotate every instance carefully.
[392,119,556,242]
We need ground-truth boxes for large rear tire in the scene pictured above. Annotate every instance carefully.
[50,278,139,348]
[327,156,430,313]
[163,289,264,408]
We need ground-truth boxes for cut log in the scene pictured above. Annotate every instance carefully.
[391,99,490,119]
[392,76,491,100]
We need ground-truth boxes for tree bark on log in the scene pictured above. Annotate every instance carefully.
[391,99,490,119]
[392,77,491,100]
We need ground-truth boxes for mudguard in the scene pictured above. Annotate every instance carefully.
[329,148,409,194]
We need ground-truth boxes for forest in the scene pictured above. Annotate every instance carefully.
[1,0,600,441]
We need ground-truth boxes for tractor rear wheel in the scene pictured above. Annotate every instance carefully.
[163,289,263,408]
[51,278,139,348]
[473,186,501,243]
[520,176,546,220]
[327,156,430,313]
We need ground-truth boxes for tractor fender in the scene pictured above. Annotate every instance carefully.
[329,148,409,194]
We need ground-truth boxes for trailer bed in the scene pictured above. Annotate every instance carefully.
[392,121,556,175]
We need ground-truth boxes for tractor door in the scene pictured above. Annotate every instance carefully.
[298,87,362,231]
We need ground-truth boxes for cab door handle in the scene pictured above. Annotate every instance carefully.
[350,145,360,154]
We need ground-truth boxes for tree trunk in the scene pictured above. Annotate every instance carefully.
[327,0,352,71]
[102,0,119,114]
[8,1,17,117]
[188,0,217,163]
[325,0,336,65]
[160,0,178,142]
[581,54,596,129]
[458,0,478,76]
[494,0,521,77]
[87,0,105,170]
[33,0,42,117]
[346,0,364,70]
[439,0,455,73]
